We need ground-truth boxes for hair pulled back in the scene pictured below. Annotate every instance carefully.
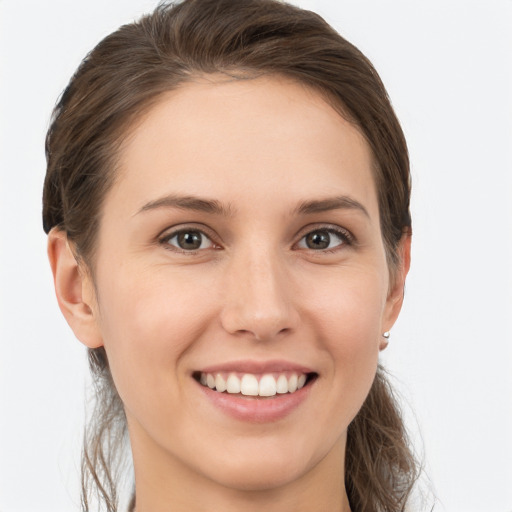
[43,1,417,510]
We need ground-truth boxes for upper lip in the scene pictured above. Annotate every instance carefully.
[196,359,315,375]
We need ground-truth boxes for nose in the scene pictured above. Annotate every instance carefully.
[220,248,299,341]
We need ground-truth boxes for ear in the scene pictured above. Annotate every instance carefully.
[47,228,103,348]
[380,231,412,350]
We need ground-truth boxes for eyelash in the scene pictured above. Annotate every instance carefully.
[158,225,355,254]
[296,226,354,253]
[158,226,219,254]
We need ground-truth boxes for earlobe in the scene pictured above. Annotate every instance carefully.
[380,232,412,350]
[47,228,103,348]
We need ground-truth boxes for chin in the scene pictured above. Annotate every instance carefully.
[205,458,309,492]
[187,434,332,493]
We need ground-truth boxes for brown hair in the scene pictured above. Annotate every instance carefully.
[43,0,417,510]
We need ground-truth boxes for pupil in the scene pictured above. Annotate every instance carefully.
[306,231,330,249]
[178,231,202,250]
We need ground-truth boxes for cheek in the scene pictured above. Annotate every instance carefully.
[307,266,387,346]
[99,262,213,340]
[305,268,386,399]
[94,265,217,406]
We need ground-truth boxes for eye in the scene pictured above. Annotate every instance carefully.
[296,228,350,251]
[162,229,215,251]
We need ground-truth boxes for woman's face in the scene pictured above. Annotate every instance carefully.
[79,76,405,493]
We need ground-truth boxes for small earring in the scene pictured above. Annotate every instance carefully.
[382,331,390,339]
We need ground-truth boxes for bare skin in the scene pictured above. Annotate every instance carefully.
[49,75,410,512]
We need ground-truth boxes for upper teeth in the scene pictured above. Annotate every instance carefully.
[199,372,307,397]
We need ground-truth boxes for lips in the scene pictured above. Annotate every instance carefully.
[197,371,310,397]
[192,361,317,422]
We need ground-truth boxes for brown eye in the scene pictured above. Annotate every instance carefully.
[165,230,214,251]
[305,231,330,249]
[297,228,348,251]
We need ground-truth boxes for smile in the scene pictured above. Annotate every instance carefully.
[193,361,318,421]
[196,371,313,397]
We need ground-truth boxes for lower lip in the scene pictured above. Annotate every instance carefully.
[196,379,314,423]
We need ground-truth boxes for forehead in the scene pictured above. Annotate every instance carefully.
[112,75,378,219]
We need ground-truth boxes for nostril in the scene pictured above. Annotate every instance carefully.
[233,325,294,342]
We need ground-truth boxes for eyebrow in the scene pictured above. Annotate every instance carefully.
[136,194,235,216]
[136,193,369,219]
[294,196,370,218]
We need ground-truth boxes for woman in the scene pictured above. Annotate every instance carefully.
[43,0,419,510]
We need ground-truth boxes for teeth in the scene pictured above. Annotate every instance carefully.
[226,374,241,394]
[259,374,277,397]
[215,373,227,392]
[276,374,288,394]
[241,374,259,396]
[199,371,310,397]
[288,374,298,393]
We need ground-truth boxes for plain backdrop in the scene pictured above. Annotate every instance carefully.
[1,1,511,511]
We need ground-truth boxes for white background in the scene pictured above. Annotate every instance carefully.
[1,1,511,511]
